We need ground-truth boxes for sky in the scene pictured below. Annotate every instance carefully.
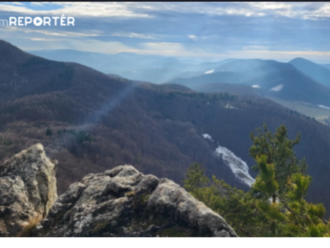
[1,2,330,63]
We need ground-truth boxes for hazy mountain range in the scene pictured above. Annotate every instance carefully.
[30,49,240,84]
[30,49,330,108]
[2,40,330,217]
[290,57,330,87]
[322,64,330,71]
[166,59,330,106]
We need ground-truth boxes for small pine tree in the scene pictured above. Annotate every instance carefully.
[183,163,268,237]
[183,162,209,199]
[183,124,330,237]
[252,155,330,237]
[249,124,307,202]
[249,124,330,236]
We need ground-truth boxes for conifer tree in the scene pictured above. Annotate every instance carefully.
[183,163,268,237]
[183,162,209,199]
[252,155,330,237]
[249,124,307,202]
[249,124,330,236]
[183,124,330,237]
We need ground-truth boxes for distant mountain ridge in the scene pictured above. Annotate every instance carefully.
[2,40,330,217]
[29,48,238,84]
[29,48,330,90]
[322,64,330,71]
[166,58,330,106]
[290,57,330,87]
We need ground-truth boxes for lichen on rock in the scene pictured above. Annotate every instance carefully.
[0,143,57,237]
[0,143,237,237]
[34,165,237,237]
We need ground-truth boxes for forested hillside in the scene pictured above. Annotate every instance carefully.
[1,40,330,216]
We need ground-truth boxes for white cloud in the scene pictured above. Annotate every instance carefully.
[17,38,134,54]
[248,2,330,19]
[243,45,268,50]
[243,50,330,56]
[303,3,330,20]
[29,38,57,41]
[130,2,330,20]
[22,28,102,38]
[318,105,330,110]
[0,2,153,18]
[10,2,24,5]
[2,2,330,20]
[111,32,157,39]
[248,2,291,10]
[30,2,44,6]
[188,35,197,40]
[137,42,226,57]
[226,49,330,62]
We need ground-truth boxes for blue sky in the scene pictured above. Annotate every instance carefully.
[1,2,330,63]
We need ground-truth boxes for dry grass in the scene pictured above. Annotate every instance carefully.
[16,214,43,237]
[125,190,136,197]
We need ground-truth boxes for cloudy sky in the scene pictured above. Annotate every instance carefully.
[1,2,330,63]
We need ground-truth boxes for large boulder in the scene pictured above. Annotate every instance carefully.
[0,143,57,237]
[34,165,237,237]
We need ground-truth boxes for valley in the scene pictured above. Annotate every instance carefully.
[1,40,330,218]
[2,1,330,238]
[266,96,330,126]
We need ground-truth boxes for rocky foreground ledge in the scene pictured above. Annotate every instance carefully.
[0,143,57,237]
[0,144,237,237]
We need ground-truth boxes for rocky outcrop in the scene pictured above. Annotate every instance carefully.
[0,143,57,237]
[34,165,237,237]
[0,143,237,237]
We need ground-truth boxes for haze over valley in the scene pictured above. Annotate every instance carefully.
[1,39,330,213]
[1,2,330,237]
[30,49,330,125]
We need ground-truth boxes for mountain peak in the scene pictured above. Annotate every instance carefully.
[290,57,330,87]
[0,39,12,45]
[290,57,312,63]
[0,39,34,63]
[0,39,22,50]
[0,39,18,52]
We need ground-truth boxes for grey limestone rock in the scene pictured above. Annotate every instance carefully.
[0,143,57,237]
[35,165,237,237]
[0,144,237,237]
